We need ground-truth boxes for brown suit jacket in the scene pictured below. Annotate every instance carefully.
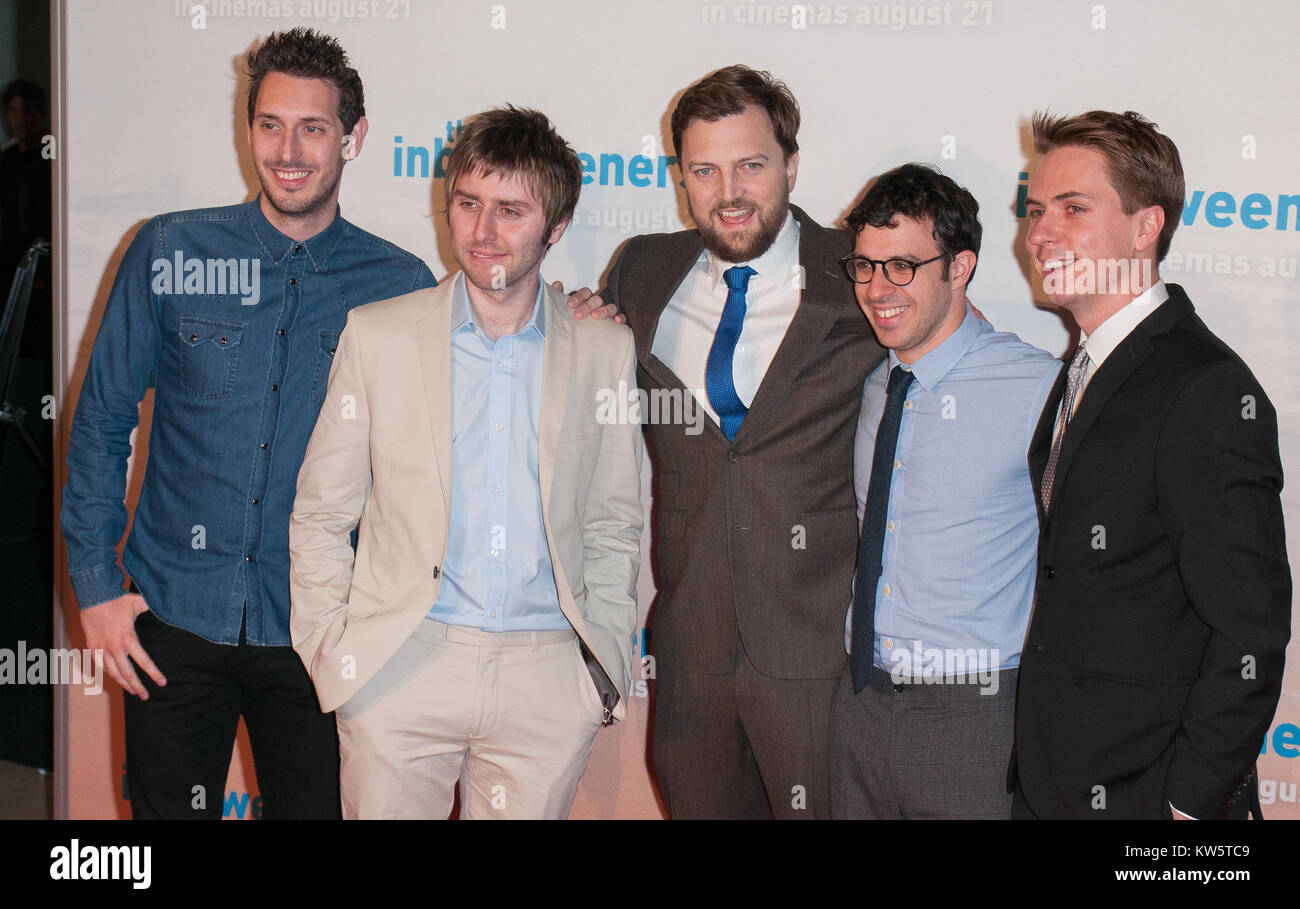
[599,205,884,678]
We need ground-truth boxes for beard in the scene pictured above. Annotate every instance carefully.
[256,158,344,223]
[690,185,790,264]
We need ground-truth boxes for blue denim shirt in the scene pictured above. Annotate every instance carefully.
[62,197,436,645]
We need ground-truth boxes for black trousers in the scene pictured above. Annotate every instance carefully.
[124,611,340,819]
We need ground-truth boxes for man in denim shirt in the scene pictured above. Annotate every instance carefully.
[60,28,434,818]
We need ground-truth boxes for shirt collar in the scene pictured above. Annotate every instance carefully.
[451,271,547,339]
[1079,278,1168,372]
[886,303,985,393]
[247,194,345,268]
[702,210,800,290]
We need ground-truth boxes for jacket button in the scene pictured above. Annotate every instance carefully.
[1042,565,1056,579]
[727,450,741,464]
[288,277,297,285]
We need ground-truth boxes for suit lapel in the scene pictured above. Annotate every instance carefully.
[538,283,575,519]
[735,205,848,444]
[415,281,455,517]
[1047,287,1193,515]
[635,232,704,394]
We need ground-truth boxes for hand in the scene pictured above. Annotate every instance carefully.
[552,281,626,323]
[79,593,166,699]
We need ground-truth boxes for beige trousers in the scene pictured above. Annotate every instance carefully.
[336,618,605,819]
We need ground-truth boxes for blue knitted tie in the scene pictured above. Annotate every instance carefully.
[706,266,756,442]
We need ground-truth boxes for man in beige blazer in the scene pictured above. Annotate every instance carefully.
[289,107,643,819]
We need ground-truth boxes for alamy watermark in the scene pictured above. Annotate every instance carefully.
[888,642,1002,695]
[152,251,261,305]
[0,643,104,694]
[49,839,150,889]
[1040,255,1155,298]
[595,380,707,435]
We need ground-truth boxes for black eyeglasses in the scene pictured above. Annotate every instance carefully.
[839,252,950,287]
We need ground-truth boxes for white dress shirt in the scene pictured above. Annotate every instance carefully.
[650,212,801,426]
[1052,279,1171,443]
[1074,279,1170,409]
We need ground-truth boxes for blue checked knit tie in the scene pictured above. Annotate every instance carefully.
[706,266,756,442]
[851,365,915,693]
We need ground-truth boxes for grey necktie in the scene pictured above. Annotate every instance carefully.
[1040,344,1090,511]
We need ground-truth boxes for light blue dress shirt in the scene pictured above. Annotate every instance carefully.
[427,274,569,632]
[847,306,1062,673]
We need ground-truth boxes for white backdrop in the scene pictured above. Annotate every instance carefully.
[57,0,1300,818]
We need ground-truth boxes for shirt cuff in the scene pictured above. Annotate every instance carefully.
[1169,802,1198,820]
[70,563,128,610]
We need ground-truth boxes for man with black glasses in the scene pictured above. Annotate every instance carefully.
[829,164,1060,819]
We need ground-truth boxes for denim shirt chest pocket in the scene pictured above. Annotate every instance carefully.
[179,315,244,399]
[311,330,340,403]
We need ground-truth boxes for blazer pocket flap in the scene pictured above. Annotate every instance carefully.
[555,422,604,445]
[1076,666,1195,690]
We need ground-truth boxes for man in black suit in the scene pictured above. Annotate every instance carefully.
[597,65,883,818]
[1013,109,1291,819]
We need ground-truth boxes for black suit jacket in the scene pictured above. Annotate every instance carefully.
[600,206,884,678]
[1014,284,1291,819]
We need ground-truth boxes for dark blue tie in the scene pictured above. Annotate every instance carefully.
[851,365,915,693]
[706,266,756,442]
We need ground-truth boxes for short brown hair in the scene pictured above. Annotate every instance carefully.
[246,28,365,133]
[1032,110,1184,262]
[443,106,582,239]
[670,65,800,161]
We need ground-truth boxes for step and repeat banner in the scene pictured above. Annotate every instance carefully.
[58,0,1299,819]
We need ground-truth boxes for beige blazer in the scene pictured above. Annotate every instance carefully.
[289,277,643,718]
